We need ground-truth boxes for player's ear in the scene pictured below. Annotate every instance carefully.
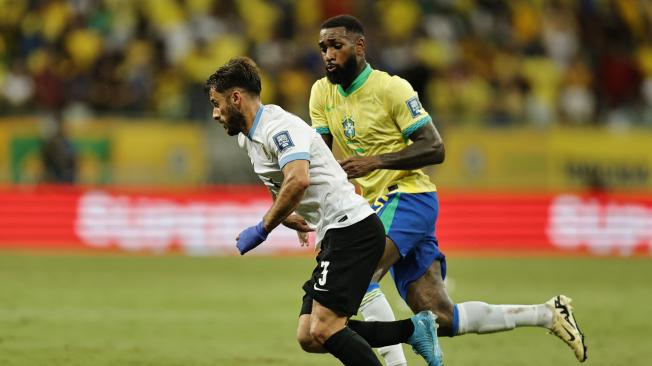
[230,89,240,105]
[355,36,365,55]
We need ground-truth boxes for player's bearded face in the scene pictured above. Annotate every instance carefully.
[326,52,357,85]
[222,101,247,136]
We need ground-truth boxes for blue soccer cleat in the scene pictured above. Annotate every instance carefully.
[407,310,443,366]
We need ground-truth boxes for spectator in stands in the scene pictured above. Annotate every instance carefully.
[41,112,78,184]
[0,0,651,126]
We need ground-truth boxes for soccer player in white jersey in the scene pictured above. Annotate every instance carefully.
[310,14,588,365]
[205,57,443,366]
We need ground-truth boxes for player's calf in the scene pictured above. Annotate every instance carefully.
[405,269,456,336]
[360,283,408,366]
[431,301,455,336]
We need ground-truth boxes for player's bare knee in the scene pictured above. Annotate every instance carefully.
[308,321,332,345]
[297,333,321,353]
[297,316,321,352]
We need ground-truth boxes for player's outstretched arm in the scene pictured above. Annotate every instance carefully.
[262,160,310,233]
[339,122,444,178]
[267,185,313,233]
[236,160,310,255]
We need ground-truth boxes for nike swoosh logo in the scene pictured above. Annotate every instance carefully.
[325,105,335,112]
[554,298,572,323]
[313,284,329,292]
[562,325,576,342]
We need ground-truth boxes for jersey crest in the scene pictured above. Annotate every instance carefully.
[342,117,356,139]
[272,131,294,152]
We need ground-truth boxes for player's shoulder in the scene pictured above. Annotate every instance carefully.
[372,69,413,91]
[260,105,310,134]
[310,77,332,95]
[312,76,330,88]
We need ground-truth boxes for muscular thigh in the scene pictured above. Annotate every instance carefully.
[371,236,401,283]
[406,261,452,313]
[373,192,445,300]
[406,261,456,336]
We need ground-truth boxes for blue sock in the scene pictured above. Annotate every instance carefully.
[366,282,380,293]
[451,304,460,336]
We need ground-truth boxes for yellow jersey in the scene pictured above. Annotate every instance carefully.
[309,64,437,203]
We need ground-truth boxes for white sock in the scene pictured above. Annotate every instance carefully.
[456,301,553,335]
[360,285,407,366]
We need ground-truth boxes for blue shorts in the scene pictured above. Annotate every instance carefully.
[371,191,446,300]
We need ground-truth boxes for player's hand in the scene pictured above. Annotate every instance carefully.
[283,214,314,233]
[236,221,268,255]
[338,156,382,179]
[297,231,310,247]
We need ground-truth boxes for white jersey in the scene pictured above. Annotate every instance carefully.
[238,104,373,246]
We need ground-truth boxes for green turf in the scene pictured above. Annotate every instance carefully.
[0,252,650,365]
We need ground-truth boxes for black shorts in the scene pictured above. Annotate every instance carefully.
[300,213,385,316]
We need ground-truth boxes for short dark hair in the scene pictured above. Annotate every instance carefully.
[205,57,262,95]
[320,14,364,36]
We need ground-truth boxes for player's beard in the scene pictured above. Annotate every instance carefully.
[223,103,247,136]
[326,53,358,86]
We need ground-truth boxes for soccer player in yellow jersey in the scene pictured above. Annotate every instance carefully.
[310,15,587,365]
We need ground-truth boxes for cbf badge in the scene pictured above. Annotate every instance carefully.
[342,117,356,139]
[406,96,423,118]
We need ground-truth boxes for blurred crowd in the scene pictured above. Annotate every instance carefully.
[1,0,652,128]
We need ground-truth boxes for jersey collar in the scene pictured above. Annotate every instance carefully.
[337,63,372,97]
[247,104,265,140]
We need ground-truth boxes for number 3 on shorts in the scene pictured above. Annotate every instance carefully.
[318,261,330,286]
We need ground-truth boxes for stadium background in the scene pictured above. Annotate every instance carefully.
[0,0,651,365]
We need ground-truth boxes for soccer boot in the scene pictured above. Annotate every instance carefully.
[546,295,587,362]
[407,310,443,366]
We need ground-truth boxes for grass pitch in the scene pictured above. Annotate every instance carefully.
[0,252,650,366]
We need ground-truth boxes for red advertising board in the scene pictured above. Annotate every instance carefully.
[0,185,303,255]
[1,186,651,256]
[439,192,652,256]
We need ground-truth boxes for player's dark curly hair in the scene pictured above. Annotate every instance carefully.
[320,14,364,35]
[205,57,262,95]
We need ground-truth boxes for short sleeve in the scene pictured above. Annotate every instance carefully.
[309,81,330,135]
[237,133,246,148]
[386,76,432,138]
[265,118,312,170]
